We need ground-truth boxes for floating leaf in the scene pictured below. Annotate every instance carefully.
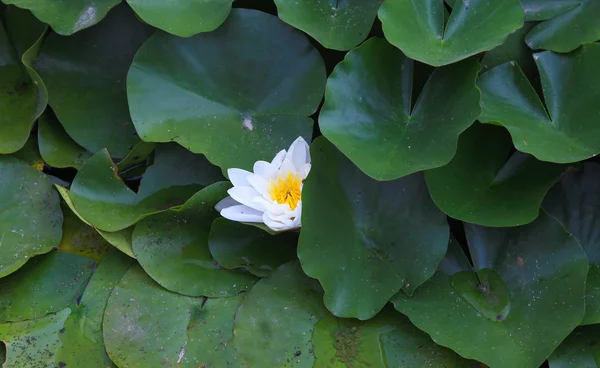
[35,4,153,158]
[479,44,600,163]
[392,213,588,368]
[103,265,245,367]
[127,0,233,37]
[208,218,298,277]
[425,123,565,227]
[96,228,136,259]
[548,325,600,367]
[543,163,600,325]
[0,251,95,322]
[481,22,538,80]
[525,0,600,52]
[38,113,91,170]
[133,183,257,297]
[319,37,480,180]
[520,0,580,21]
[298,137,449,319]
[58,203,110,261]
[378,0,524,66]
[0,156,62,277]
[273,0,384,51]
[127,8,325,172]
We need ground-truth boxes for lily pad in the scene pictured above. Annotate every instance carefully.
[208,218,298,277]
[548,325,600,367]
[38,113,91,170]
[103,265,245,367]
[319,37,480,180]
[392,212,588,368]
[127,8,325,172]
[67,144,219,232]
[127,0,233,37]
[233,261,328,367]
[543,163,600,325]
[35,4,153,158]
[378,0,524,66]
[425,123,566,227]
[520,0,580,21]
[298,137,449,319]
[2,0,119,35]
[58,202,110,262]
[481,22,538,80]
[133,182,257,297]
[0,251,95,322]
[478,44,600,163]
[0,156,63,278]
[97,228,136,259]
[273,0,384,51]
[525,0,600,52]
[0,7,47,154]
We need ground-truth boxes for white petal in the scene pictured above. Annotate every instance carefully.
[286,136,310,170]
[253,196,289,215]
[262,212,289,231]
[228,186,265,211]
[215,196,239,212]
[227,168,253,187]
[271,149,286,169]
[221,205,263,223]
[247,174,270,199]
[253,160,277,180]
[278,158,297,176]
[299,163,311,180]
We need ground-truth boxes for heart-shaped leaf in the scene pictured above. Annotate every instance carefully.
[0,156,63,277]
[38,113,91,170]
[298,137,449,319]
[392,212,588,368]
[525,0,600,52]
[425,123,566,227]
[378,0,524,66]
[543,163,600,325]
[479,44,600,163]
[1,0,119,35]
[319,37,480,180]
[126,0,233,37]
[0,251,95,322]
[35,4,153,158]
[103,265,245,367]
[548,325,600,367]
[127,8,325,172]
[273,0,384,51]
[0,7,47,154]
[481,22,538,80]
[208,218,298,277]
[132,182,257,297]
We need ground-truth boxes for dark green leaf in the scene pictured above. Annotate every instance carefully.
[298,137,449,319]
[425,123,565,226]
[548,325,600,367]
[520,0,580,21]
[378,0,524,66]
[38,113,91,170]
[319,37,480,180]
[127,8,325,172]
[481,22,538,79]
[58,202,110,261]
[273,0,384,51]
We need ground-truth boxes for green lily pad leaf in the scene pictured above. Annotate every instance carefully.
[548,325,600,367]
[298,137,449,319]
[234,261,328,367]
[0,7,47,154]
[392,212,588,368]
[520,0,580,21]
[58,202,110,261]
[312,306,469,368]
[273,0,384,51]
[425,123,565,227]
[479,45,600,163]
[2,0,119,35]
[0,251,95,322]
[67,143,219,232]
[0,156,63,278]
[104,265,245,367]
[208,218,298,277]
[97,228,136,259]
[481,22,538,80]
[525,0,600,52]
[319,37,480,180]
[128,8,325,172]
[38,113,91,170]
[115,141,156,174]
[11,133,43,170]
[0,249,131,368]
[35,4,153,158]
[133,182,257,297]
[543,163,600,325]
[127,0,233,37]
[378,0,524,66]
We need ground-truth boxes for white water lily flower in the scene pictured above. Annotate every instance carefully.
[215,136,311,231]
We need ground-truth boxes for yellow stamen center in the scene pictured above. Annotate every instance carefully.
[269,172,302,210]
